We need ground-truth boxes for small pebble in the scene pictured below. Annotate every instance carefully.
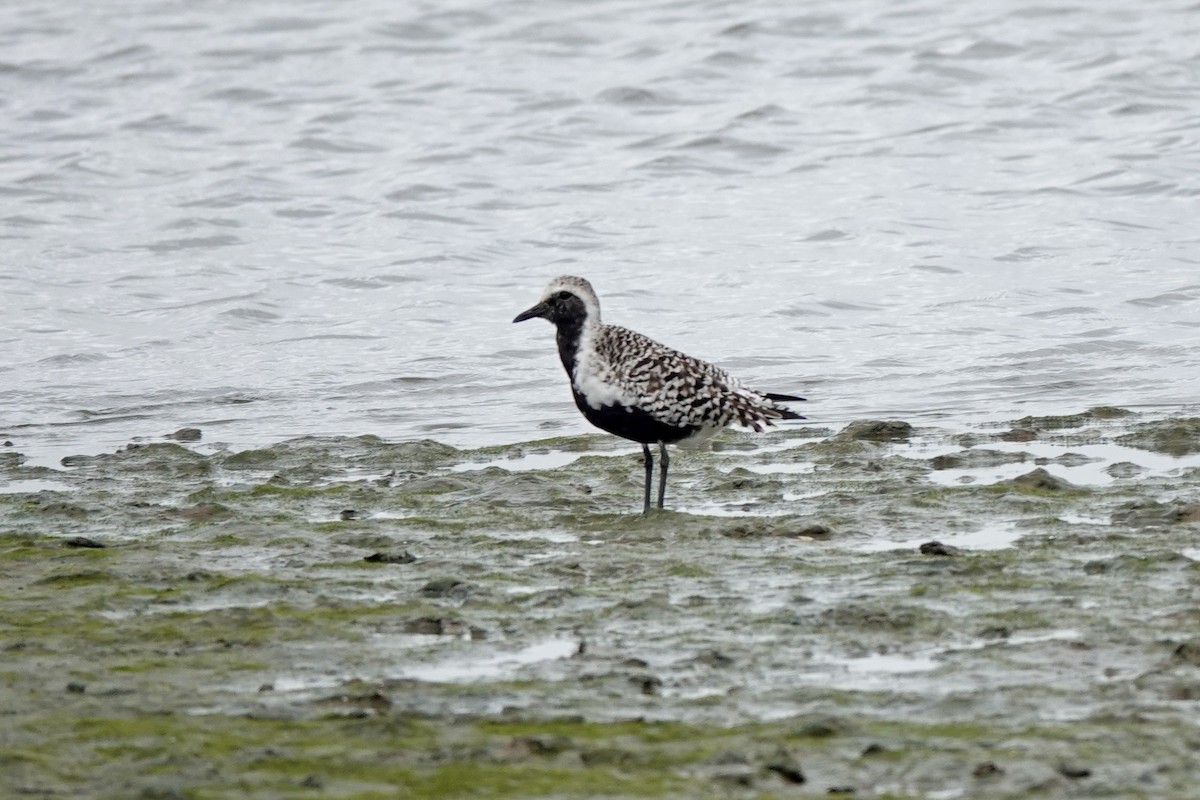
[364,551,415,564]
[64,536,106,549]
[919,540,960,556]
[973,761,1003,778]
[766,762,806,784]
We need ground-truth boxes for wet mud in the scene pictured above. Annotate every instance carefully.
[2,409,1199,798]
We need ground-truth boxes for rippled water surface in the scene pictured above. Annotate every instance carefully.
[4,0,1199,463]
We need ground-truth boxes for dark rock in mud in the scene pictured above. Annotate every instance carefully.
[930,449,1028,470]
[166,427,202,442]
[63,536,105,548]
[1107,461,1145,479]
[66,681,86,694]
[826,785,857,795]
[973,761,1003,778]
[919,540,960,556]
[839,420,913,442]
[418,578,476,599]
[1111,500,1200,527]
[631,674,662,695]
[1116,418,1200,456]
[1005,468,1077,492]
[1169,638,1200,667]
[364,551,416,564]
[766,747,807,784]
[1057,763,1092,779]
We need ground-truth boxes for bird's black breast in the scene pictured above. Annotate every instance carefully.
[571,390,699,445]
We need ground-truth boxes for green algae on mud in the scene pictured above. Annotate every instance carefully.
[2,410,1200,798]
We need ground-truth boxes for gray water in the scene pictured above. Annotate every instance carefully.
[4,0,1200,467]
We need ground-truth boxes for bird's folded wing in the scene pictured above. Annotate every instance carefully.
[597,326,783,431]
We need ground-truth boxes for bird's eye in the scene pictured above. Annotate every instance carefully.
[556,291,572,301]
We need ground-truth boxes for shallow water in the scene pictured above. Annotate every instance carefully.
[4,0,1200,465]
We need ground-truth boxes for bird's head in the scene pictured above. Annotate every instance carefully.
[512,275,600,329]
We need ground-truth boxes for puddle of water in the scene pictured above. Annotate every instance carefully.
[1060,512,1110,526]
[480,528,580,544]
[807,629,1082,693]
[736,462,817,476]
[399,637,579,683]
[833,651,941,675]
[921,440,1200,488]
[852,522,1025,553]
[957,628,1082,653]
[679,501,794,518]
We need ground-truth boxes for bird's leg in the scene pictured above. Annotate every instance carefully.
[641,443,653,516]
[656,442,669,510]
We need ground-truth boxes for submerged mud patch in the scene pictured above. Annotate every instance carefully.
[1,410,1199,798]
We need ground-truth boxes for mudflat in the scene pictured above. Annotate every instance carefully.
[2,409,1199,798]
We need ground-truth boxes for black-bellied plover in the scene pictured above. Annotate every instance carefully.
[513,275,805,514]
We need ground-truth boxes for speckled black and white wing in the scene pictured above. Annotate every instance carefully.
[589,324,800,435]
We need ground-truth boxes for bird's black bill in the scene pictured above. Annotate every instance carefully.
[513,302,550,323]
[766,392,806,402]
